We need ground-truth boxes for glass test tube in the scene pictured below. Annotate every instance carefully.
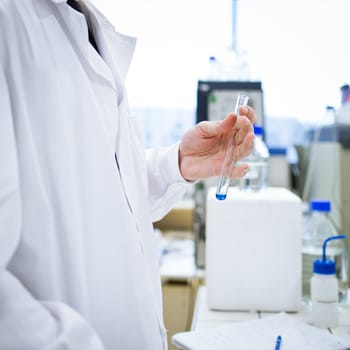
[216,94,249,200]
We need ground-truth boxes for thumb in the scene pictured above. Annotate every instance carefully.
[217,112,238,134]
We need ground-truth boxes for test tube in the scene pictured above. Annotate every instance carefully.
[216,94,249,200]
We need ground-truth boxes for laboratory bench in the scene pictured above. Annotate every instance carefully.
[191,285,350,340]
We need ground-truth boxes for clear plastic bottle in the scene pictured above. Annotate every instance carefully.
[238,125,269,191]
[205,49,251,81]
[302,200,348,304]
[335,93,350,125]
[207,56,221,81]
[324,105,336,126]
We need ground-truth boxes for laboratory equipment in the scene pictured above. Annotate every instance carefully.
[196,80,264,126]
[302,200,348,303]
[193,181,206,268]
[268,147,291,189]
[216,94,249,200]
[311,235,347,328]
[341,84,350,105]
[206,187,302,311]
[300,99,350,283]
[238,125,269,191]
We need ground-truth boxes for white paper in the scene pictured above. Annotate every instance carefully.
[172,313,350,350]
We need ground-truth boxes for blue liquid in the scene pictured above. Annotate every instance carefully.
[216,193,227,200]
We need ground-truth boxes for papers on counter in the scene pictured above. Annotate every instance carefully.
[172,313,350,350]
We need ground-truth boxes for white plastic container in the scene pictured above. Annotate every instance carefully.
[206,187,302,312]
[311,235,346,328]
[311,274,338,328]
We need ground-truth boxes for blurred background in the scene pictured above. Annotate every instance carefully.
[91,0,350,148]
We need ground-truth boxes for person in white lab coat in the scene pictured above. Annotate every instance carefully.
[0,1,255,349]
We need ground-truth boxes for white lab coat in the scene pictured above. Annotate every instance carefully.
[0,0,189,349]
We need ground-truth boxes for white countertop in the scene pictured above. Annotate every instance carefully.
[192,286,350,340]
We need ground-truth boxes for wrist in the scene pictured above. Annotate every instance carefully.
[178,145,195,183]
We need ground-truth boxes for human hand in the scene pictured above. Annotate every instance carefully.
[178,106,256,181]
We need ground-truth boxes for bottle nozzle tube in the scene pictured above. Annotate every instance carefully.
[322,235,347,261]
[215,94,249,200]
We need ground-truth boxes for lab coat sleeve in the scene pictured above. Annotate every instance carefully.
[146,143,191,222]
[0,63,105,350]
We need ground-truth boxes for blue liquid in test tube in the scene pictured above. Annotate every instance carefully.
[215,94,249,200]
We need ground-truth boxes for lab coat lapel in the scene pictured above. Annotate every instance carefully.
[85,2,137,85]
[85,3,140,214]
[46,0,136,89]
[49,0,139,213]
[98,28,137,84]
[52,0,118,90]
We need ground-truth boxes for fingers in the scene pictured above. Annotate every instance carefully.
[224,163,249,180]
[198,113,237,137]
[234,115,254,145]
[217,112,237,134]
[198,105,255,138]
[232,131,255,160]
[220,130,254,179]
[238,105,257,124]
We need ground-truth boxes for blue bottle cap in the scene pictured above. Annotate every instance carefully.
[253,125,263,136]
[313,259,336,275]
[313,235,346,275]
[311,199,331,212]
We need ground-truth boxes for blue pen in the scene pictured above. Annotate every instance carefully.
[274,335,282,350]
